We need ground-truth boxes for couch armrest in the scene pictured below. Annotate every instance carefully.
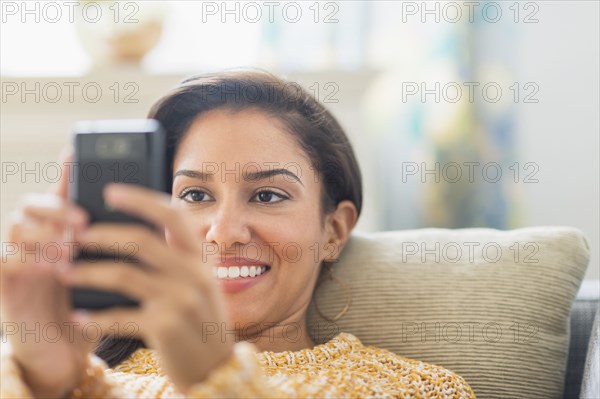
[563,279,599,399]
[580,304,599,399]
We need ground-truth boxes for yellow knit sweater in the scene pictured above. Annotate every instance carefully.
[1,332,476,398]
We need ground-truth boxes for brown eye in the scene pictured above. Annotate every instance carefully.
[179,189,210,203]
[253,190,287,204]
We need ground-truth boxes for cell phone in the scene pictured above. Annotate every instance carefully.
[69,119,166,310]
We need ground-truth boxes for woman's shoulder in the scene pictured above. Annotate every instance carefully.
[328,332,477,398]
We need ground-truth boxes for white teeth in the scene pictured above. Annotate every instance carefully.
[228,267,240,278]
[217,267,228,279]
[213,266,269,279]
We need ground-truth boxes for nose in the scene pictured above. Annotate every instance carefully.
[205,199,252,250]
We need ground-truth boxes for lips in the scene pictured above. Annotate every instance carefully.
[215,266,271,294]
[215,256,271,268]
[209,256,272,294]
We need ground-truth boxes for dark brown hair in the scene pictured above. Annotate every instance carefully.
[94,68,363,367]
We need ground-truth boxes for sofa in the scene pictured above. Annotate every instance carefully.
[306,226,599,399]
[566,285,599,399]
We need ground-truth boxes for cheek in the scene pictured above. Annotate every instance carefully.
[270,227,324,266]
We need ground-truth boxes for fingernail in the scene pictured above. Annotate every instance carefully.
[104,183,125,204]
[68,209,87,225]
[71,310,90,324]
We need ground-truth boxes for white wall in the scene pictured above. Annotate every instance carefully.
[515,1,599,280]
[1,1,598,282]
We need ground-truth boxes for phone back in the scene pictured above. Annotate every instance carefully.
[70,119,166,310]
[71,119,166,224]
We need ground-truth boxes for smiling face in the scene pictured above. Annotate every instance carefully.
[168,107,346,347]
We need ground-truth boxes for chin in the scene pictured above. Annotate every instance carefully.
[224,304,266,337]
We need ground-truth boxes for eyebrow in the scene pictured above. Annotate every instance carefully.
[174,168,304,187]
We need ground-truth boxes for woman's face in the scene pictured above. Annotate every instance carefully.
[168,108,339,339]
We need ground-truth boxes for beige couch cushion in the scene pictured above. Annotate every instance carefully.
[307,226,590,399]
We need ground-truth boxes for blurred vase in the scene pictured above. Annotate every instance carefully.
[75,1,167,68]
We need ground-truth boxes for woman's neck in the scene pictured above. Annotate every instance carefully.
[237,313,317,353]
[252,329,316,353]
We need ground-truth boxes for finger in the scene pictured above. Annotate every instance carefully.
[71,308,145,341]
[74,223,217,296]
[19,193,88,229]
[103,183,199,252]
[8,214,56,244]
[75,223,178,273]
[57,261,159,301]
[5,215,75,264]
[49,145,74,199]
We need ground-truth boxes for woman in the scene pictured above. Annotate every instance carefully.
[1,70,476,398]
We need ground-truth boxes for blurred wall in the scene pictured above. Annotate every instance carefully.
[514,1,599,281]
[1,1,598,282]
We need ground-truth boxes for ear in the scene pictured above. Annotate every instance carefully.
[324,200,358,261]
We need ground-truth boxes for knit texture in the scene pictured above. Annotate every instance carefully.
[1,332,476,398]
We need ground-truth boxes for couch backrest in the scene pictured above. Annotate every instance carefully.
[307,227,590,399]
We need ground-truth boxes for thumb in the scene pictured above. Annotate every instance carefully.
[49,145,74,200]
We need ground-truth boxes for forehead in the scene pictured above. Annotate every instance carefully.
[174,108,311,171]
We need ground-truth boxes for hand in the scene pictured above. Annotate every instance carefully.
[57,183,235,393]
[0,147,96,398]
